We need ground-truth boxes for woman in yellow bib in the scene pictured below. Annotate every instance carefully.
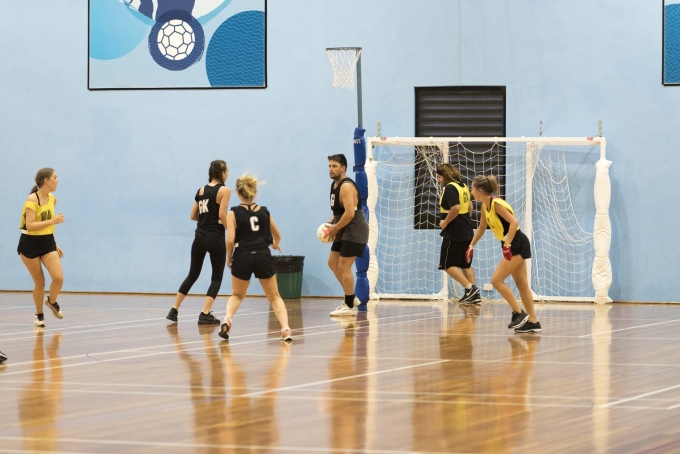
[469,175,541,333]
[18,168,65,328]
[436,164,480,303]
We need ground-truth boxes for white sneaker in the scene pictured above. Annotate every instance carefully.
[330,302,357,317]
[34,314,45,327]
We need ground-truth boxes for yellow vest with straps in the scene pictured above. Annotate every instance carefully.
[483,197,518,241]
[439,182,470,215]
[19,193,55,235]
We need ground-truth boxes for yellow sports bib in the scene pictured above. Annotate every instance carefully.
[483,197,518,241]
[19,193,55,235]
[439,182,470,214]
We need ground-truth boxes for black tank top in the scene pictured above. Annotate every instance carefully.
[195,184,225,238]
[232,204,273,252]
[330,178,361,216]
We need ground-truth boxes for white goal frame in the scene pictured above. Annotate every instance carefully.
[365,136,613,304]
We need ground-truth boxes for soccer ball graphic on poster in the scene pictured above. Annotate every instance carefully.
[157,20,195,61]
[317,223,334,243]
[148,10,206,71]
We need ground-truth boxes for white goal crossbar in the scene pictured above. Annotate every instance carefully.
[365,136,612,304]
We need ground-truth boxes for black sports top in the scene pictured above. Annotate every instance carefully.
[196,184,225,238]
[232,204,273,252]
[330,177,361,216]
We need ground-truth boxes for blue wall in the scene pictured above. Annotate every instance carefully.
[0,1,676,302]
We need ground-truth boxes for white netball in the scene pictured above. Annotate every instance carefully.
[317,223,333,243]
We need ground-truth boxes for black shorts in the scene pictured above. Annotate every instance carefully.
[330,240,366,258]
[439,239,472,270]
[17,234,57,259]
[504,230,531,260]
[231,249,275,281]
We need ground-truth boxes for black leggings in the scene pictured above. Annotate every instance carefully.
[178,233,226,299]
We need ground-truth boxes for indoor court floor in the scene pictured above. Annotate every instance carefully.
[1,292,679,453]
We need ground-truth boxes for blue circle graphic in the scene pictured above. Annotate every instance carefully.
[90,0,149,60]
[148,10,205,71]
[206,11,265,87]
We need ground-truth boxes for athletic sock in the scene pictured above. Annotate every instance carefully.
[464,284,472,290]
[345,294,355,308]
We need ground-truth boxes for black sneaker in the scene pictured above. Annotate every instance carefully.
[515,320,542,334]
[465,289,482,304]
[508,310,529,329]
[469,294,482,304]
[459,285,479,303]
[166,308,178,323]
[0,351,7,363]
[198,311,220,325]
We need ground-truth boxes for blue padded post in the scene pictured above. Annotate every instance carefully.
[352,127,369,311]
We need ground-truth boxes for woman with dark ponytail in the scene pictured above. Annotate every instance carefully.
[436,164,480,304]
[167,160,231,325]
[18,168,65,327]
[469,175,542,333]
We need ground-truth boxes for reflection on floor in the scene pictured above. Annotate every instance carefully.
[1,293,679,453]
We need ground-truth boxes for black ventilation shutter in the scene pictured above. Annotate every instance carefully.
[414,86,506,229]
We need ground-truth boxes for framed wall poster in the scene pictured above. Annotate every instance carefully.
[664,0,680,84]
[89,0,266,90]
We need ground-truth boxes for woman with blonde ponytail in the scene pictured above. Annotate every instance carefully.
[469,175,542,333]
[17,168,65,327]
[219,173,292,342]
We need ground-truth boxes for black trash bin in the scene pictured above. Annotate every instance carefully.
[272,255,304,299]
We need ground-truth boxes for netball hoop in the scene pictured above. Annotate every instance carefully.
[326,47,363,127]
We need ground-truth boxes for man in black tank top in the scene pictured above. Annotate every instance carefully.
[325,154,369,317]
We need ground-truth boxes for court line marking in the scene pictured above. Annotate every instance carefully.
[604,383,680,408]
[3,375,680,407]
[0,311,281,343]
[0,436,454,453]
[0,315,199,338]
[4,307,679,376]
[0,308,447,360]
[0,306,440,343]
[0,450,86,454]
[6,309,680,371]
[3,382,678,407]
[269,394,668,411]
[241,359,449,398]
[0,310,274,338]
[579,318,680,337]
[0,385,671,412]
[0,313,449,376]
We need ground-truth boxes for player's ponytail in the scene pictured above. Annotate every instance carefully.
[472,175,499,195]
[236,174,262,201]
[30,168,54,194]
[208,160,228,184]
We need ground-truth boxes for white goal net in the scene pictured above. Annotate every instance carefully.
[365,137,612,304]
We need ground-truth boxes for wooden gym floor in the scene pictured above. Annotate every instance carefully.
[1,292,680,453]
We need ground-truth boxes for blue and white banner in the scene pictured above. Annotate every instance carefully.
[89,0,266,89]
[664,0,680,84]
